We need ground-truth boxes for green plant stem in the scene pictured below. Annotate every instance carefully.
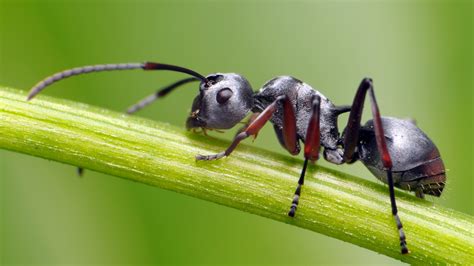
[0,87,472,264]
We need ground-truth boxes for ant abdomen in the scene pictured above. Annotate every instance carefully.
[358,117,446,198]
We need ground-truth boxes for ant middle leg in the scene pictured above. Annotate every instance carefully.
[288,95,321,217]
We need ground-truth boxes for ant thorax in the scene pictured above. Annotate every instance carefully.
[253,76,342,150]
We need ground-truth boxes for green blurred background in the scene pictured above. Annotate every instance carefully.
[0,0,472,265]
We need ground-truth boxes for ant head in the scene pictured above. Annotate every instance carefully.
[186,73,254,130]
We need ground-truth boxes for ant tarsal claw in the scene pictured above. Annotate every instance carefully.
[288,207,296,217]
[401,245,410,254]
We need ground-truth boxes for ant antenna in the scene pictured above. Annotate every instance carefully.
[27,62,207,100]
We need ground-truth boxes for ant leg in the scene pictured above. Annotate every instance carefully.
[281,93,299,155]
[342,78,409,254]
[126,77,199,114]
[196,96,286,161]
[288,95,321,217]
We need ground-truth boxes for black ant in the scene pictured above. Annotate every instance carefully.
[28,62,447,254]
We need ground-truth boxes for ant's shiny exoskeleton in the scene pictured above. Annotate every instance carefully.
[28,62,447,254]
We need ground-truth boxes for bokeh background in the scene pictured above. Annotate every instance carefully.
[0,1,472,265]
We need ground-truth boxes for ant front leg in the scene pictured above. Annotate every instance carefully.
[288,95,320,217]
[342,78,409,254]
[195,96,287,161]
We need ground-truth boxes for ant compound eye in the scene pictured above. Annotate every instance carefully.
[216,88,233,104]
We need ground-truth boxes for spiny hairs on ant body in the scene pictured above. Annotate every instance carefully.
[28,61,447,254]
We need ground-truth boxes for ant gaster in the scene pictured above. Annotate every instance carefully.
[28,62,447,254]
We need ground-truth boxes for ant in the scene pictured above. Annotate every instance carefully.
[28,62,447,254]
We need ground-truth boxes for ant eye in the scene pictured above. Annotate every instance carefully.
[216,88,233,104]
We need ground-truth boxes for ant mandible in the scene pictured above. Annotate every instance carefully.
[28,62,447,254]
